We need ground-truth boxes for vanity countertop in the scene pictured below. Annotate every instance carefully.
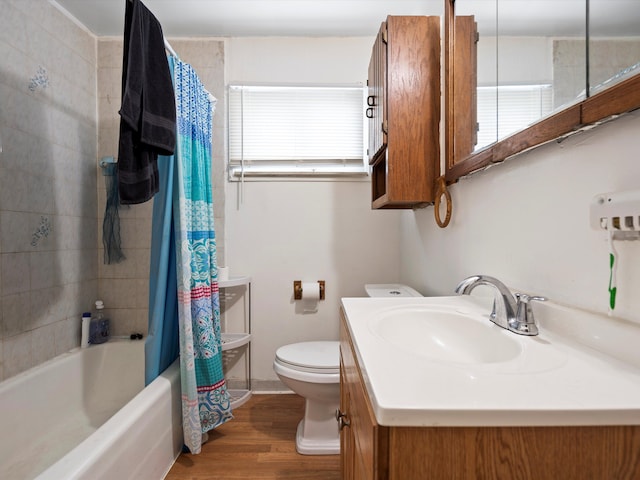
[341,295,640,427]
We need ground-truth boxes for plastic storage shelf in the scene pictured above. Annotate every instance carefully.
[219,275,252,288]
[221,333,251,351]
[228,389,252,409]
[219,275,252,409]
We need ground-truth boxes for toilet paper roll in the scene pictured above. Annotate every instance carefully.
[301,281,320,313]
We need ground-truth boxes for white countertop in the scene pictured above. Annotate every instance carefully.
[341,296,640,427]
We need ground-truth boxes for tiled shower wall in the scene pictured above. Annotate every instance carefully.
[97,38,227,338]
[0,2,226,382]
[0,1,98,380]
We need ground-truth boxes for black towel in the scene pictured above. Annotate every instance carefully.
[118,0,176,205]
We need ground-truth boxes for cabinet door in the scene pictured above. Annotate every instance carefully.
[350,366,379,479]
[339,357,355,480]
[340,311,388,479]
[448,15,478,167]
[367,22,387,165]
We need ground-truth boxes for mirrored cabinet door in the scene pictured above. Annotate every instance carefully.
[496,0,586,142]
[588,0,640,96]
[445,0,640,183]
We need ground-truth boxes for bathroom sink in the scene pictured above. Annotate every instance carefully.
[341,295,640,428]
[368,305,522,365]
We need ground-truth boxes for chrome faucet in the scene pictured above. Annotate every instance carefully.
[455,275,546,336]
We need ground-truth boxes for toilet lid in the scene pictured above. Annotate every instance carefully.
[276,341,339,372]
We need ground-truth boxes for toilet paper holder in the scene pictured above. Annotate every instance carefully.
[294,280,325,300]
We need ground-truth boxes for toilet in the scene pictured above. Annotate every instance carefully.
[274,341,341,455]
[273,283,422,455]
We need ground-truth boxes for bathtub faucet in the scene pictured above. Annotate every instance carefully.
[454,275,546,336]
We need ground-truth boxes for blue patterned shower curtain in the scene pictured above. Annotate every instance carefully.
[172,57,233,453]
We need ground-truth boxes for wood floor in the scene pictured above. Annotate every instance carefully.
[165,394,341,480]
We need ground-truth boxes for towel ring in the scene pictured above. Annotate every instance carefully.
[434,176,452,228]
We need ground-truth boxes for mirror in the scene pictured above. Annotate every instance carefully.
[588,0,640,96]
[496,0,586,144]
[451,0,497,155]
[445,0,640,182]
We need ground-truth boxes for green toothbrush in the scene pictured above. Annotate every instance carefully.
[607,227,617,313]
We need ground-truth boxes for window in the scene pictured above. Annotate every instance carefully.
[476,84,553,150]
[228,85,367,179]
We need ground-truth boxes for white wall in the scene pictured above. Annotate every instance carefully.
[226,37,374,84]
[477,36,553,85]
[401,109,640,323]
[225,37,404,389]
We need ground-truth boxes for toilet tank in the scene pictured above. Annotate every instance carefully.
[364,284,423,298]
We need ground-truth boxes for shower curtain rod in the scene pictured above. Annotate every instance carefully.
[163,38,216,104]
[163,37,179,59]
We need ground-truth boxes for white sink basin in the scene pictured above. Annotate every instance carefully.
[341,295,640,427]
[369,306,522,364]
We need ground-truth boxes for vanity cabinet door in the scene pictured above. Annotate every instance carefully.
[340,309,388,480]
[351,365,383,479]
[339,356,355,480]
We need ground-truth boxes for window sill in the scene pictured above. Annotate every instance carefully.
[228,167,370,182]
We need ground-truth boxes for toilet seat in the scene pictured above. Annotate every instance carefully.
[275,341,339,375]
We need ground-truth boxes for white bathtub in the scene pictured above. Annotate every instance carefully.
[0,340,183,480]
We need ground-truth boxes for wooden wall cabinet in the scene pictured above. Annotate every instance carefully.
[339,309,640,479]
[367,16,440,209]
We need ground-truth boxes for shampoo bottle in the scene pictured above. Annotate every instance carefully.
[89,300,110,344]
[81,312,91,348]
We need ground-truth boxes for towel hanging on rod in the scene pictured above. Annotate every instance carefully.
[118,0,176,204]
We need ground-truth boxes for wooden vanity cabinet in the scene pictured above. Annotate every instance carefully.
[339,308,640,480]
[367,16,440,209]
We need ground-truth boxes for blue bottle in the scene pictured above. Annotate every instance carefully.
[89,300,110,344]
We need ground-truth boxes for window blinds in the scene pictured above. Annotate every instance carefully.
[476,84,553,150]
[228,85,367,178]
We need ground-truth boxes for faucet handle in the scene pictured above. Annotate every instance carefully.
[515,293,547,304]
[512,293,547,336]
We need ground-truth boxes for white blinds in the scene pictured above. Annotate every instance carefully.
[228,85,367,177]
[476,84,553,150]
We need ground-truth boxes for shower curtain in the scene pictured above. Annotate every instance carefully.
[146,55,232,455]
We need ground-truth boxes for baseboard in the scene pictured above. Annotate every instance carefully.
[249,379,292,393]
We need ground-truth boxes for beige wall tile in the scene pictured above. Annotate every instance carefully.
[99,248,149,280]
[1,253,31,295]
[0,0,98,381]
[31,322,57,365]
[54,316,79,356]
[2,292,32,339]
[98,40,124,69]
[100,278,149,310]
[0,338,4,381]
[3,332,33,378]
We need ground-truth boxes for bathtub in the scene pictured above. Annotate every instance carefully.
[0,340,183,480]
